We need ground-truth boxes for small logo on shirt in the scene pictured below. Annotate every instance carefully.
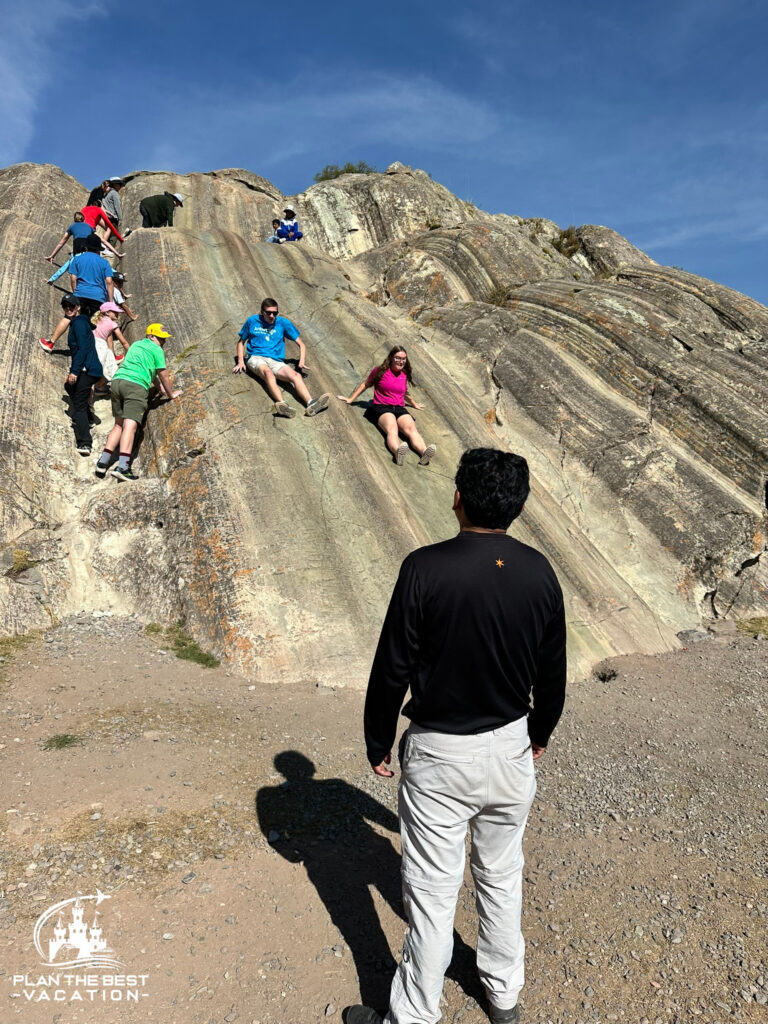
[495,559,504,568]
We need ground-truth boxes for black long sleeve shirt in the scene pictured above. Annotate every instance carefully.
[363,530,567,766]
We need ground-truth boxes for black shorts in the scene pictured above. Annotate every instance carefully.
[364,403,414,426]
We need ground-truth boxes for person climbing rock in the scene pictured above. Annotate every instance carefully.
[338,346,436,466]
[59,293,103,455]
[95,323,182,481]
[344,448,567,1024]
[266,218,284,243]
[138,191,183,228]
[46,211,123,283]
[233,298,329,418]
[111,272,137,322]
[99,179,124,239]
[91,301,130,383]
[86,179,110,206]
[67,234,115,319]
[277,206,303,241]
[80,202,124,243]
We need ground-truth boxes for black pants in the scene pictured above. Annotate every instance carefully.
[66,372,100,447]
[76,296,102,319]
[140,202,151,228]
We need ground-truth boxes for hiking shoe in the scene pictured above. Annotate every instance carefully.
[305,393,330,417]
[76,444,92,456]
[418,443,436,466]
[489,1004,520,1024]
[94,461,110,478]
[395,441,408,466]
[111,465,138,481]
[342,1008,383,1024]
[39,337,54,353]
[274,401,295,418]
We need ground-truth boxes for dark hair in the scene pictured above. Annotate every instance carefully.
[272,219,280,226]
[261,297,278,312]
[370,346,413,388]
[73,211,84,221]
[86,234,102,252]
[455,448,529,529]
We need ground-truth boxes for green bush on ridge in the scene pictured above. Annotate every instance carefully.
[314,161,378,182]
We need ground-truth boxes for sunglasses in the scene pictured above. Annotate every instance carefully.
[264,309,278,316]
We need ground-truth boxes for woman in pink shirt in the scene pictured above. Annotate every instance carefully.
[338,346,436,466]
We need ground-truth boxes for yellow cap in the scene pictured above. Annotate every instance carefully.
[146,323,171,339]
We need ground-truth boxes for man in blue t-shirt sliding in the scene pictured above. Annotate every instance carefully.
[233,297,329,418]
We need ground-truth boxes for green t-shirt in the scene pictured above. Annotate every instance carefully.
[113,337,166,390]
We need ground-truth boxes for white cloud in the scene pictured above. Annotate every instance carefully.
[0,1,103,166]
[136,72,501,173]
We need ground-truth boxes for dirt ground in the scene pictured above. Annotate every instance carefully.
[0,614,766,1024]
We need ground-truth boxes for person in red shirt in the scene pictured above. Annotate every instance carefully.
[80,204,124,243]
[338,346,436,466]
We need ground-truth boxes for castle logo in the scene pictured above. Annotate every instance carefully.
[9,889,149,1005]
[34,889,122,970]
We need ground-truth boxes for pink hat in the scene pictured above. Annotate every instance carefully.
[99,301,123,314]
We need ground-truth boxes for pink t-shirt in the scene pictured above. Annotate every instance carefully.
[94,318,116,342]
[367,367,407,405]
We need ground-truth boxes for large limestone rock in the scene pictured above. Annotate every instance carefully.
[1,162,765,685]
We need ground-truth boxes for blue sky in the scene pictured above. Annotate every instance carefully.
[5,0,768,303]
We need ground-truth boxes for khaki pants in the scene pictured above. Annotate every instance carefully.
[386,717,536,1024]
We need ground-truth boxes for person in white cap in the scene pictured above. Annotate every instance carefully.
[138,191,184,228]
[278,206,303,241]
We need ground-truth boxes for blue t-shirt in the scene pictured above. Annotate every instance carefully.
[69,252,113,301]
[68,221,94,239]
[238,314,300,360]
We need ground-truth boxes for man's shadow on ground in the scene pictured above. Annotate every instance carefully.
[256,751,483,1012]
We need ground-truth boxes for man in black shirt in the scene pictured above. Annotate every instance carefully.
[345,448,567,1024]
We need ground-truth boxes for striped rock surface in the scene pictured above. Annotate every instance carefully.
[1,161,766,685]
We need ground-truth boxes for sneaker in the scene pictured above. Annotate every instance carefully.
[39,337,54,353]
[111,465,138,481]
[123,228,133,237]
[114,353,124,364]
[305,393,330,417]
[489,1005,520,1024]
[418,443,436,467]
[274,401,295,418]
[76,444,92,456]
[342,1008,383,1024]
[395,441,408,466]
[94,461,110,477]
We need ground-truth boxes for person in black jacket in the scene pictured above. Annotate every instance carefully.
[345,448,567,1024]
[138,191,183,227]
[60,293,103,455]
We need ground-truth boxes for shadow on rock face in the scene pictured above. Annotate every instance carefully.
[256,749,484,1013]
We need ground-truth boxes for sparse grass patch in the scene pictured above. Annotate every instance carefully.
[43,733,83,751]
[736,616,768,636]
[485,284,514,307]
[5,549,38,577]
[552,225,581,258]
[0,630,38,660]
[145,622,220,668]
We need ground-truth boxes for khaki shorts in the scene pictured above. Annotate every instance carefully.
[111,378,149,422]
[247,355,289,375]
